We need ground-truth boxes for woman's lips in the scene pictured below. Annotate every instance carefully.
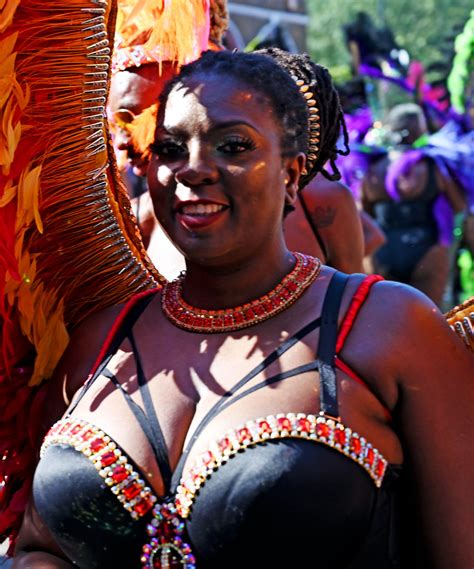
[176,202,228,230]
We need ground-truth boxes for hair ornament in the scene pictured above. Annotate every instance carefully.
[291,75,321,175]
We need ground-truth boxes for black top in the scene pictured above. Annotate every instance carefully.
[34,272,405,568]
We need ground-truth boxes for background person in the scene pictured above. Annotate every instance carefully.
[361,103,466,306]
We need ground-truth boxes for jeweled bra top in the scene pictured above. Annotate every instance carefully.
[34,272,405,568]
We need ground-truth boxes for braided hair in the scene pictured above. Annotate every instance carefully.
[157,48,349,190]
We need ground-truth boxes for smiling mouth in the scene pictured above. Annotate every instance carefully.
[176,202,228,230]
[179,203,227,215]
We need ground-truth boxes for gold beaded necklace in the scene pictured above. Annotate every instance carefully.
[161,252,321,333]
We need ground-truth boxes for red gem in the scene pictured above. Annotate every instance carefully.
[237,427,251,443]
[297,417,311,433]
[191,469,202,482]
[258,420,272,434]
[123,481,142,500]
[350,437,361,455]
[316,422,330,438]
[59,422,71,434]
[286,281,298,292]
[366,448,375,466]
[111,465,129,483]
[90,438,107,452]
[253,304,266,316]
[264,300,274,312]
[334,429,346,446]
[201,451,214,466]
[244,308,255,320]
[81,429,95,441]
[234,312,245,324]
[133,496,153,516]
[277,417,291,431]
[70,424,83,435]
[100,451,117,467]
[218,437,232,452]
[375,458,385,478]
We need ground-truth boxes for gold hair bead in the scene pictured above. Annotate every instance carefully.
[291,74,321,172]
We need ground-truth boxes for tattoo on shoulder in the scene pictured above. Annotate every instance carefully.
[311,206,336,228]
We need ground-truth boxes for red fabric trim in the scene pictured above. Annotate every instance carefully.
[87,288,160,382]
[334,274,391,422]
[336,274,383,354]
[335,356,392,422]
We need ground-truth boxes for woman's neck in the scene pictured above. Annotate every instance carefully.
[181,247,296,310]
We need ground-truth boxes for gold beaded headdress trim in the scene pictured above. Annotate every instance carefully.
[445,296,474,351]
[292,76,321,176]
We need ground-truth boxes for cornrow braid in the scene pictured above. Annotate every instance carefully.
[157,49,349,191]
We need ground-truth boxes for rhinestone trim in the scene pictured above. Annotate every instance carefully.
[41,413,388,524]
[175,412,388,517]
[41,418,157,519]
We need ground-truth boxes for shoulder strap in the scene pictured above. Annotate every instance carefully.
[335,274,383,354]
[317,271,349,418]
[298,191,329,260]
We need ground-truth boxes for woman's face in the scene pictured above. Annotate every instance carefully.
[147,72,302,267]
[108,62,176,176]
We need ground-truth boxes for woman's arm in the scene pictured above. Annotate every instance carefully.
[13,504,74,568]
[435,166,466,213]
[359,210,386,257]
[302,177,365,273]
[345,282,474,567]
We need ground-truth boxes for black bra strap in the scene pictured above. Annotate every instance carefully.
[128,330,173,491]
[298,191,328,260]
[316,271,349,418]
[202,360,320,423]
[66,292,157,418]
[170,314,323,491]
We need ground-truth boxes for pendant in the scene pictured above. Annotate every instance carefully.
[141,502,196,568]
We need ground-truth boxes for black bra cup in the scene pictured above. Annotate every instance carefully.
[186,438,402,568]
[34,439,402,569]
[33,445,147,569]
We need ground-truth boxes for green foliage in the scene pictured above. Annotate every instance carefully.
[307,0,473,81]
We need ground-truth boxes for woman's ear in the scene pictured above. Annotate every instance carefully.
[283,152,306,207]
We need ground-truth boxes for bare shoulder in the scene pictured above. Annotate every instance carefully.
[338,276,473,413]
[43,303,126,427]
[350,278,473,377]
[303,176,355,205]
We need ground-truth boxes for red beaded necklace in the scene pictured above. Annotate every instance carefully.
[161,252,322,333]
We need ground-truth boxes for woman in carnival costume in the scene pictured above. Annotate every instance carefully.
[2,4,474,569]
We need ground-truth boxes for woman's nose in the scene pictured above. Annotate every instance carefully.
[175,143,218,186]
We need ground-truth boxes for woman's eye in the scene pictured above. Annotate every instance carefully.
[218,138,255,154]
[149,141,186,157]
